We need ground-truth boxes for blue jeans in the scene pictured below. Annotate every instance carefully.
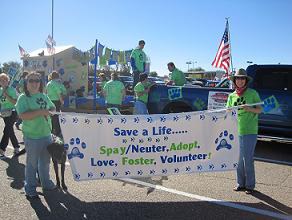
[24,136,55,196]
[133,101,149,115]
[237,134,257,189]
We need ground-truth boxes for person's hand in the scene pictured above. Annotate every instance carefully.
[41,109,51,116]
[144,87,150,93]
[242,105,251,112]
[165,81,173,86]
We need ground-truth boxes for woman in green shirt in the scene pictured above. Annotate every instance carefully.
[16,72,56,199]
[226,69,262,194]
[0,73,20,157]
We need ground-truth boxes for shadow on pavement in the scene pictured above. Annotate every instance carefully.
[2,156,25,189]
[26,189,292,220]
[250,190,292,215]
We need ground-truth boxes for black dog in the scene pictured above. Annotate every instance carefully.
[14,143,67,190]
[47,142,67,190]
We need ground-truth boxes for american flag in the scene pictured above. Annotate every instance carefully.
[212,21,230,73]
[47,34,56,46]
[46,34,56,55]
[18,44,28,57]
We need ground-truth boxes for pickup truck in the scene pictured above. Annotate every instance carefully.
[148,64,292,143]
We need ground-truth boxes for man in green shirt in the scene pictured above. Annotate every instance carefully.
[130,40,147,87]
[46,71,66,137]
[167,62,186,86]
[133,73,154,114]
[103,72,125,108]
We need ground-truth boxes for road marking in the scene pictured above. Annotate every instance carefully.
[255,157,292,166]
[122,178,291,220]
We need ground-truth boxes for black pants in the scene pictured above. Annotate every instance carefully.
[52,100,62,137]
[0,111,19,151]
[133,70,142,88]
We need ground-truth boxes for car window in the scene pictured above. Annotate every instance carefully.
[253,68,292,91]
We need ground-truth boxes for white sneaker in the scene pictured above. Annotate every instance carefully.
[0,149,5,158]
[13,148,20,155]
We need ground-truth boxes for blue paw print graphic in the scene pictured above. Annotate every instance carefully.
[67,137,86,160]
[215,130,234,151]
[263,96,278,113]
[168,87,182,100]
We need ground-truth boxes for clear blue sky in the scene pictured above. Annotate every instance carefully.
[1,0,291,76]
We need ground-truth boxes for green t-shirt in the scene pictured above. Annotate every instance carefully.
[134,82,151,103]
[103,80,125,105]
[130,48,146,72]
[15,93,55,139]
[46,80,67,101]
[226,88,261,135]
[170,68,186,86]
[0,87,17,110]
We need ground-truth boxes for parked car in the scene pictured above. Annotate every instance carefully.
[205,80,220,87]
[148,76,165,85]
[148,64,292,143]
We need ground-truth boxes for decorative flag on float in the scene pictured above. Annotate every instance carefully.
[108,53,117,65]
[104,47,112,60]
[212,20,231,74]
[98,43,104,58]
[125,50,133,62]
[111,50,119,62]
[99,55,107,67]
[118,51,126,64]
[18,44,29,57]
[89,45,97,64]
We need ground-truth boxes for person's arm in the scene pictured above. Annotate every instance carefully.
[3,92,17,105]
[3,89,17,105]
[130,57,137,71]
[19,109,51,120]
[242,105,262,114]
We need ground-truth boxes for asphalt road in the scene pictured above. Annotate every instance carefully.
[0,122,291,220]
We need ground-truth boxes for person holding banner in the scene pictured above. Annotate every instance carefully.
[133,73,154,114]
[130,40,147,87]
[226,68,262,194]
[103,72,125,109]
[166,62,186,86]
[0,73,21,157]
[46,71,66,137]
[16,72,56,199]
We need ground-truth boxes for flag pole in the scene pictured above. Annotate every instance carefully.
[51,0,55,70]
[225,17,234,75]
[93,39,98,112]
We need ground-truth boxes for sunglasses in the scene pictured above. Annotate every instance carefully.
[235,77,246,80]
[28,79,41,83]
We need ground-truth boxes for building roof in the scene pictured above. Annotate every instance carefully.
[28,45,74,57]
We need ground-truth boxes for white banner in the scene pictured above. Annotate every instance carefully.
[59,109,239,181]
